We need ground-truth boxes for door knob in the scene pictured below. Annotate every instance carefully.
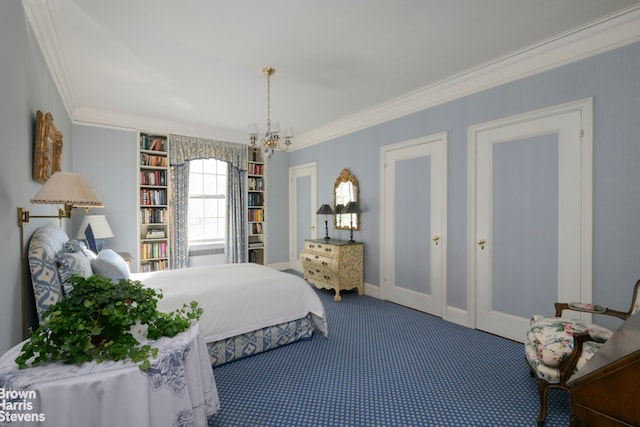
[432,235,440,246]
[477,239,486,250]
[311,225,316,231]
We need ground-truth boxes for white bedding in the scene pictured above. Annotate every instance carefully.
[131,263,328,343]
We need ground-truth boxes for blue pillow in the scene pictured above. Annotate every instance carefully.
[56,252,93,295]
[91,249,130,282]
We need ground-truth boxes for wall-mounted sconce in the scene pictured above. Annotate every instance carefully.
[17,171,103,337]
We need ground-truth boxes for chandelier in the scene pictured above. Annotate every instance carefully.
[248,67,293,159]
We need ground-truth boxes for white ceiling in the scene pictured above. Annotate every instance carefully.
[23,0,640,146]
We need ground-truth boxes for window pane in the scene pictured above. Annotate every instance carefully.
[203,218,222,240]
[189,217,204,241]
[189,175,203,195]
[203,174,217,194]
[217,175,227,194]
[188,158,227,244]
[189,198,203,218]
[190,159,203,173]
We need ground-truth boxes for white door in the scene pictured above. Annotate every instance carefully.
[469,99,593,342]
[289,162,317,271]
[380,133,447,317]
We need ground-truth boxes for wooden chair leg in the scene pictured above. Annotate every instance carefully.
[536,379,550,426]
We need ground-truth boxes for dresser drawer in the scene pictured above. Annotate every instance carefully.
[303,241,338,257]
[300,239,363,302]
[302,253,336,273]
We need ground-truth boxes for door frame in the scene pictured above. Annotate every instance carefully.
[466,98,593,331]
[288,162,317,271]
[379,132,448,318]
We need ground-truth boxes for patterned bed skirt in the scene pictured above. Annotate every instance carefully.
[207,314,315,366]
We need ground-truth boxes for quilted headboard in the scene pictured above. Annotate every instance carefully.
[28,223,69,323]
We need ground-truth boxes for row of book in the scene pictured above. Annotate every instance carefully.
[140,153,167,167]
[140,170,167,186]
[248,208,264,222]
[141,241,168,260]
[248,163,264,175]
[144,228,166,239]
[248,177,264,191]
[140,189,167,206]
[140,134,167,152]
[140,259,168,272]
[248,193,264,207]
[250,222,263,235]
[141,207,168,224]
[248,250,263,264]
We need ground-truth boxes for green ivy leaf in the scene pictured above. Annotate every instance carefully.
[16,275,202,371]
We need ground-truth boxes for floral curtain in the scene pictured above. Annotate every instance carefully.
[168,134,248,268]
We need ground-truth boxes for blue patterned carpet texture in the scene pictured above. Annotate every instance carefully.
[208,274,569,426]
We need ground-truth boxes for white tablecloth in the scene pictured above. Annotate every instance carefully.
[0,324,219,427]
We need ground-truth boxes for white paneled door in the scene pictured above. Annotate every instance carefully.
[469,99,592,342]
[380,133,447,317]
[289,162,317,271]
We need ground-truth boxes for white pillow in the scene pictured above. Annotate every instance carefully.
[91,249,130,282]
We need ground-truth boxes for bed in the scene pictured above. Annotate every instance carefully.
[27,223,328,366]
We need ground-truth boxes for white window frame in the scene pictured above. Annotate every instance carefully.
[188,158,227,246]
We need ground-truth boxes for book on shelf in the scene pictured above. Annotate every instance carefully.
[140,241,167,259]
[248,208,264,222]
[141,207,167,224]
[140,188,167,205]
[145,228,166,239]
[248,163,264,175]
[140,170,167,186]
[140,134,167,152]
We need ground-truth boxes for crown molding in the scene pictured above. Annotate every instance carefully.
[294,5,640,149]
[22,2,640,148]
[22,0,77,119]
[72,107,247,143]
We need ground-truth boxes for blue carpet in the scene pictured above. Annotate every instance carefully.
[208,273,569,426]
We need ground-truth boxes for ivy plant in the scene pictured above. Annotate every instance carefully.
[15,275,203,371]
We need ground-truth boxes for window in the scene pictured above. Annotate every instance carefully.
[188,158,227,244]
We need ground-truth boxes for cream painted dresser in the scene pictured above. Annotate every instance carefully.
[300,238,363,301]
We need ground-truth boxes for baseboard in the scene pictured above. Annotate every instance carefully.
[444,306,469,327]
[364,282,380,299]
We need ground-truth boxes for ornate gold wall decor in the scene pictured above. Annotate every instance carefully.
[333,168,359,230]
[33,110,63,183]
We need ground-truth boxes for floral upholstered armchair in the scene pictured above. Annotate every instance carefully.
[524,279,640,426]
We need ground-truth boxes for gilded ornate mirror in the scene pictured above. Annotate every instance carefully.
[333,168,359,230]
[33,111,63,183]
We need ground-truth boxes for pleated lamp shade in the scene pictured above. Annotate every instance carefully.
[30,172,103,208]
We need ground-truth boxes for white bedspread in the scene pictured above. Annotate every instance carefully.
[131,263,328,343]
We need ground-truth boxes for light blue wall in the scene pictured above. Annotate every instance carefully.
[72,125,139,269]
[287,41,640,328]
[0,0,74,353]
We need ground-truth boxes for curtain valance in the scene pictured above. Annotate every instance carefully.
[169,134,247,170]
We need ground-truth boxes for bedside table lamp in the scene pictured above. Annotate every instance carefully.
[76,215,114,252]
[316,204,334,240]
[344,201,361,243]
